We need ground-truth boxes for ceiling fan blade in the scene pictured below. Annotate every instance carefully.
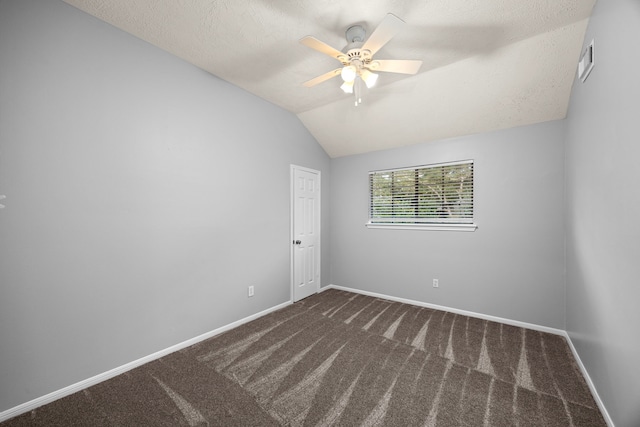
[299,36,345,61]
[303,68,342,87]
[361,13,405,56]
[370,59,423,75]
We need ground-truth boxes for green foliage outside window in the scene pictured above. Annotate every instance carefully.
[369,161,474,224]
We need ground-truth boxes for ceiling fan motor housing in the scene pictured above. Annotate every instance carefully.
[340,25,372,67]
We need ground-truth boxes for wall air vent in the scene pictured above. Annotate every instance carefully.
[578,39,595,83]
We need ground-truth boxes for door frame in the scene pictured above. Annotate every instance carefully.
[290,164,321,302]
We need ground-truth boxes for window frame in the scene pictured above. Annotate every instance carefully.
[366,160,478,232]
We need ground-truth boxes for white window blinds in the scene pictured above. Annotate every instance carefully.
[369,160,474,225]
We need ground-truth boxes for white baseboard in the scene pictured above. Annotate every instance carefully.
[322,284,614,426]
[0,300,292,423]
[323,284,565,335]
[562,332,615,427]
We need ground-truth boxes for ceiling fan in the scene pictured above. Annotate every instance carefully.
[300,13,422,106]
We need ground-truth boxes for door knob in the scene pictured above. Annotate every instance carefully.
[293,240,302,245]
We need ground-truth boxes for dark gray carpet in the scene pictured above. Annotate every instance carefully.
[2,289,607,426]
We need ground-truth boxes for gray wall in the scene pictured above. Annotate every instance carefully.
[564,0,640,425]
[0,0,330,412]
[330,121,566,329]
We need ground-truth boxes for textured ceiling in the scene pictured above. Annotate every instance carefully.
[63,0,595,157]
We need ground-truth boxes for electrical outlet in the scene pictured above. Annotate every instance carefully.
[248,286,254,297]
[433,279,439,288]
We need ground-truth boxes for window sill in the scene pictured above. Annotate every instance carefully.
[365,223,478,232]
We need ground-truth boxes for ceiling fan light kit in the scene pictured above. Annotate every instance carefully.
[300,13,422,106]
[341,65,357,82]
[340,81,354,94]
[360,69,378,88]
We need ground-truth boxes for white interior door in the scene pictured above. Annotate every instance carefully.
[291,165,320,302]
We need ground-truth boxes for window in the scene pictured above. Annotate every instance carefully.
[367,160,476,231]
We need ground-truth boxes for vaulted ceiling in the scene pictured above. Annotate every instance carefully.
[63,0,596,157]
